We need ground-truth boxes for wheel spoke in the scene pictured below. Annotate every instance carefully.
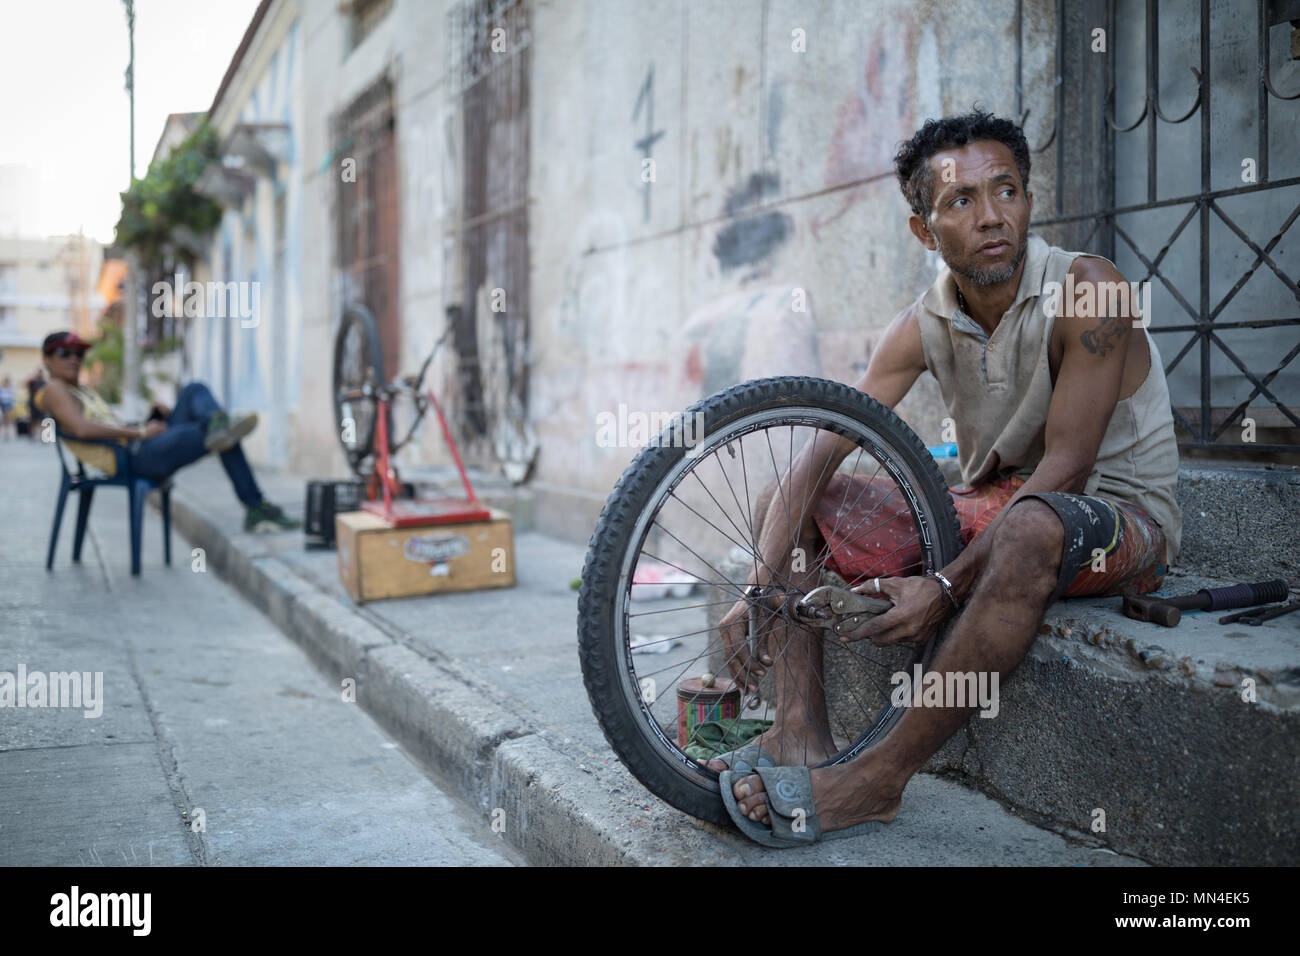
[763,429,795,574]
[628,598,744,618]
[806,459,891,573]
[667,488,792,595]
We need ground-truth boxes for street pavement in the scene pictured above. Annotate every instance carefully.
[0,438,520,866]
[139,446,1145,866]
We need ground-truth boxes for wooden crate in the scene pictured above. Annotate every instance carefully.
[335,508,515,603]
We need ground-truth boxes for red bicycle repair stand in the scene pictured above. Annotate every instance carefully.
[360,390,492,527]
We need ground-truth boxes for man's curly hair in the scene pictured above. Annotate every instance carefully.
[893,109,1031,220]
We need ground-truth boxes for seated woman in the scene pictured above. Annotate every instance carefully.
[35,331,299,533]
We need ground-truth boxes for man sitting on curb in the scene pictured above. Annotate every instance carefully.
[709,110,1181,847]
[35,330,299,534]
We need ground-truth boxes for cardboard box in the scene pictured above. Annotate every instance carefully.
[335,508,515,603]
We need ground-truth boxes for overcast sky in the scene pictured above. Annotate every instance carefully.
[0,0,262,244]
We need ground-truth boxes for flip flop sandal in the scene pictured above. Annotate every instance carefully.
[720,765,887,848]
[705,742,777,771]
[719,768,796,847]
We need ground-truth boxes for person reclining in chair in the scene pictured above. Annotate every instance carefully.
[35,331,299,533]
[707,110,1182,846]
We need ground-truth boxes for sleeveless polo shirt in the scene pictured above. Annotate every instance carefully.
[914,232,1183,566]
[35,383,125,478]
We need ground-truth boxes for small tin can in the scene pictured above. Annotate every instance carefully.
[676,676,740,748]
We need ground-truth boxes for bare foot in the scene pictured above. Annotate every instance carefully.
[702,723,838,772]
[731,760,902,832]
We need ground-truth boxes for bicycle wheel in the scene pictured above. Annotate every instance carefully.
[332,303,385,475]
[577,376,964,825]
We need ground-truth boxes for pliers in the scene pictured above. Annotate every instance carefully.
[794,585,894,637]
[1218,599,1300,626]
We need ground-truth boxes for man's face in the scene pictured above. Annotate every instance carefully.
[917,140,1032,287]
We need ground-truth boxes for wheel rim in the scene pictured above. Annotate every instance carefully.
[611,407,954,792]
[333,306,382,472]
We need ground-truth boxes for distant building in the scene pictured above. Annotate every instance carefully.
[154,113,205,162]
[0,234,104,388]
[0,165,43,239]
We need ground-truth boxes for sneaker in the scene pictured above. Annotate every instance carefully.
[206,412,259,453]
[244,500,301,533]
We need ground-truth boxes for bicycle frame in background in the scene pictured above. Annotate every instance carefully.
[360,386,491,528]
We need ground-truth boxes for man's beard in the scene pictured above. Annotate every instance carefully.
[935,230,1028,287]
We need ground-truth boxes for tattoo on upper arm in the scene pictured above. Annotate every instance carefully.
[1080,314,1127,356]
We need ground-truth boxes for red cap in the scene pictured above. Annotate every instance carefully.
[42,331,91,354]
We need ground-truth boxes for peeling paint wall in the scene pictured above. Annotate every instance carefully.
[228,0,1062,506]
[527,0,1059,528]
[195,8,304,472]
[292,0,456,479]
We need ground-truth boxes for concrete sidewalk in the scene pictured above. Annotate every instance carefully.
[0,440,519,866]
[143,453,1144,867]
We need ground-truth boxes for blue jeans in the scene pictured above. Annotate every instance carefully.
[130,382,263,506]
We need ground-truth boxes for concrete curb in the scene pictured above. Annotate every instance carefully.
[163,488,656,866]
[927,631,1300,866]
[702,556,1300,865]
[161,480,1295,865]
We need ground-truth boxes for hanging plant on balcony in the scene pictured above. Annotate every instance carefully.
[114,122,222,266]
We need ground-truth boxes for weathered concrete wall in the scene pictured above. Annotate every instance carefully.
[194,1,305,472]
[527,0,1060,540]
[293,0,459,480]
[219,0,1063,509]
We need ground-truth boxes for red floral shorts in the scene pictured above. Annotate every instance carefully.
[813,473,1168,602]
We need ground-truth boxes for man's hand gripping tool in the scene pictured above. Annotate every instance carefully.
[793,585,894,636]
[738,584,892,708]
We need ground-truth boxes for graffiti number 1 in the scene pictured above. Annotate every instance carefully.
[632,65,665,223]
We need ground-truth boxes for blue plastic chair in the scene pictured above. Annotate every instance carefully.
[45,428,171,577]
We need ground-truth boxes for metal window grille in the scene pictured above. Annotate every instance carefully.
[1019,0,1299,455]
[334,74,402,382]
[446,0,532,463]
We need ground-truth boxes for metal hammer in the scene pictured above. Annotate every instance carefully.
[1122,579,1291,628]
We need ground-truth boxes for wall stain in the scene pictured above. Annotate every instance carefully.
[713,171,793,273]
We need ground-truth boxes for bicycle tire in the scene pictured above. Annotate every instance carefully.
[577,375,964,825]
[332,303,386,475]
